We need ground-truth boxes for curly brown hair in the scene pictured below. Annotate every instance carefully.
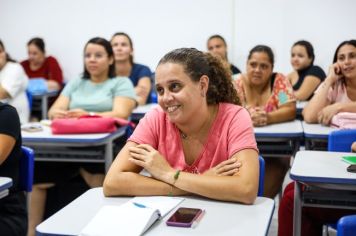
[157,48,240,105]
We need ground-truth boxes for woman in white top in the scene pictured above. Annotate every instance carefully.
[0,40,29,123]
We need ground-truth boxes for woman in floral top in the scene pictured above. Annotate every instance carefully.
[233,45,296,198]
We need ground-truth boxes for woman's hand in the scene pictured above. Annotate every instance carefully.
[326,63,344,85]
[128,144,175,184]
[249,107,267,127]
[49,109,68,119]
[203,157,242,176]
[66,109,88,118]
[317,103,341,125]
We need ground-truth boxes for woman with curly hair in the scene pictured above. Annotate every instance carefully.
[104,48,259,203]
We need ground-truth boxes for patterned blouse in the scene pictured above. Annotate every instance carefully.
[233,73,296,112]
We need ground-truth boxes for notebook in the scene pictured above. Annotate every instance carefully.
[342,156,356,164]
[80,196,184,236]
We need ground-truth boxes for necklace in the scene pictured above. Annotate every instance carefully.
[179,129,188,139]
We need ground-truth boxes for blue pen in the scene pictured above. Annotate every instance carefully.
[133,202,147,208]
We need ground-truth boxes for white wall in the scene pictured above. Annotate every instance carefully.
[1,0,355,81]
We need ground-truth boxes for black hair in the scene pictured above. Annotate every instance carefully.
[0,39,16,62]
[333,40,356,63]
[293,40,315,65]
[248,45,274,67]
[27,37,45,53]
[158,48,240,105]
[111,32,134,65]
[82,37,116,79]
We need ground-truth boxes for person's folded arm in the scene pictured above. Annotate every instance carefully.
[104,142,259,204]
[171,149,259,204]
[135,77,151,106]
[103,141,188,197]
[99,96,136,119]
[267,101,296,125]
[48,95,70,119]
[294,75,322,101]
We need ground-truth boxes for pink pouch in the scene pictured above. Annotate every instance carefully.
[51,115,135,134]
[331,112,356,129]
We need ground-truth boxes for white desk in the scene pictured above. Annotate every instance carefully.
[254,120,304,158]
[0,177,12,199]
[31,90,59,119]
[131,103,159,121]
[302,121,337,150]
[296,101,307,120]
[22,124,126,172]
[290,150,356,236]
[36,187,275,236]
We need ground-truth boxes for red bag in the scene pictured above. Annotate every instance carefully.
[51,115,135,134]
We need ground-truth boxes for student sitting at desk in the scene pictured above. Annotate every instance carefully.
[0,40,29,124]
[0,103,27,236]
[28,37,137,236]
[21,37,64,121]
[233,45,296,198]
[111,32,152,105]
[287,40,326,101]
[303,40,356,125]
[21,37,63,91]
[207,34,241,75]
[104,48,259,204]
[279,39,356,236]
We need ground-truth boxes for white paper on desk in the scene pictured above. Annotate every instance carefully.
[129,196,184,217]
[79,196,184,236]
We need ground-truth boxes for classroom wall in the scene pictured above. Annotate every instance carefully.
[1,0,355,81]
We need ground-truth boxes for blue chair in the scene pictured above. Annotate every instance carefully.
[328,129,356,152]
[337,215,356,236]
[325,130,356,234]
[26,89,33,112]
[258,155,265,197]
[149,72,158,103]
[20,146,34,193]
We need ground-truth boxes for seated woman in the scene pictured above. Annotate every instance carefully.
[303,40,356,125]
[233,45,296,198]
[0,102,27,236]
[0,40,29,123]
[28,37,137,236]
[279,40,356,236]
[21,37,63,91]
[287,40,326,101]
[111,32,152,105]
[207,34,241,75]
[104,48,259,204]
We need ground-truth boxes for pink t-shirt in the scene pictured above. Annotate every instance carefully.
[128,103,258,174]
[316,80,353,103]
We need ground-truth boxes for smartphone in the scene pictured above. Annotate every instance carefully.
[21,124,43,132]
[347,164,356,173]
[166,207,203,227]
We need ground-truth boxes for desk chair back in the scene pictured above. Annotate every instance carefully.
[337,215,356,236]
[328,129,356,152]
[149,73,157,103]
[258,155,265,197]
[20,146,34,192]
[326,130,356,234]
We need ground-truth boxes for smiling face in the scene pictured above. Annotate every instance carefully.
[336,44,356,79]
[246,52,273,86]
[111,35,133,62]
[84,43,113,79]
[155,62,207,124]
[291,45,313,71]
[207,37,227,61]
